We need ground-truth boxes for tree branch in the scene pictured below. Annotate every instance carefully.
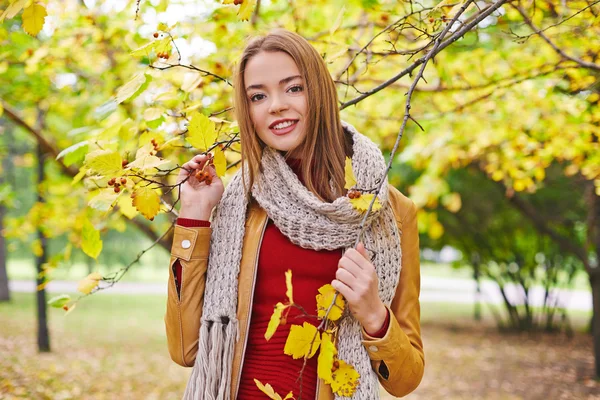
[514,4,600,72]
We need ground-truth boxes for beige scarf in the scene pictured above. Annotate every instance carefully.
[183,121,402,400]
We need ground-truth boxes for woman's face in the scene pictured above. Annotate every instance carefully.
[244,51,308,157]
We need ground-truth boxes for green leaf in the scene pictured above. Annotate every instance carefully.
[186,112,217,151]
[48,294,71,308]
[115,73,149,105]
[85,150,122,176]
[57,140,89,167]
[88,189,119,211]
[81,220,102,260]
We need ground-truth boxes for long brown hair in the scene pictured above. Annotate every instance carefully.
[232,29,352,203]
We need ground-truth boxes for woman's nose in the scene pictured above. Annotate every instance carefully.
[268,95,289,114]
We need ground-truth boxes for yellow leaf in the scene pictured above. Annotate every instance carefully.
[132,186,161,220]
[330,359,360,397]
[81,220,102,259]
[130,37,172,58]
[186,112,217,151]
[253,379,294,400]
[441,193,461,213]
[349,194,381,213]
[238,0,256,21]
[284,322,321,359]
[344,157,356,189]
[31,238,43,257]
[317,332,337,384]
[428,220,444,240]
[213,147,227,177]
[285,269,294,304]
[265,302,286,341]
[329,6,345,37]
[22,3,47,36]
[0,0,28,22]
[77,272,103,295]
[88,189,119,212]
[117,194,139,219]
[316,284,345,321]
[143,107,163,121]
[85,150,122,176]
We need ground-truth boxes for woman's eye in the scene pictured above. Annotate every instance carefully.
[289,85,303,93]
[250,93,265,102]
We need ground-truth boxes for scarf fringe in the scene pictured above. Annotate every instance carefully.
[183,320,238,400]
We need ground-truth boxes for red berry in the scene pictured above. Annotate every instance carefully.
[120,178,127,185]
[205,176,212,186]
[62,305,69,311]
[429,17,434,23]
[114,186,121,193]
[122,160,128,168]
[108,180,114,187]
[153,32,159,38]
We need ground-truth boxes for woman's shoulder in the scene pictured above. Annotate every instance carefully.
[386,184,416,224]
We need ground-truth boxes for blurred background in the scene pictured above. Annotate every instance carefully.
[1,0,599,399]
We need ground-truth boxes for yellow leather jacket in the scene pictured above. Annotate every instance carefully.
[165,185,424,399]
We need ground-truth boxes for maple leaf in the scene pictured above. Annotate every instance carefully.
[284,322,321,359]
[186,112,217,151]
[77,272,103,295]
[22,3,47,36]
[253,379,294,400]
[349,193,382,213]
[316,284,345,322]
[265,302,287,341]
[132,186,161,220]
[330,359,360,397]
[285,269,294,304]
[317,331,337,384]
[344,157,357,189]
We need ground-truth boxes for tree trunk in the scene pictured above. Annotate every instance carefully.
[590,271,600,377]
[0,203,9,302]
[36,144,50,352]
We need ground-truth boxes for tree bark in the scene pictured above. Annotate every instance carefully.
[36,144,50,352]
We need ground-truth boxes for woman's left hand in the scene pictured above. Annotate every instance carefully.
[331,242,388,335]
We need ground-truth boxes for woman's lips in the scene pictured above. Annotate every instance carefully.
[270,120,298,136]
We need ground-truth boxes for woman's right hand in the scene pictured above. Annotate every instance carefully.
[177,154,225,220]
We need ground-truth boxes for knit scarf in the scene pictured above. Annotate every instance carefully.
[183,121,402,400]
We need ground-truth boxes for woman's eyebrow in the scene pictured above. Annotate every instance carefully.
[246,75,302,91]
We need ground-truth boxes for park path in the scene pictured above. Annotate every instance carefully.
[9,276,592,311]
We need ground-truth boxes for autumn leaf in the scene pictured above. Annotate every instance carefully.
[186,112,217,151]
[238,0,257,21]
[344,157,357,189]
[130,37,172,58]
[117,195,139,219]
[22,3,47,36]
[349,193,382,213]
[85,150,122,176]
[77,272,103,295]
[88,189,119,212]
[265,302,287,341]
[132,186,161,220]
[81,220,102,260]
[285,269,294,304]
[284,322,321,359]
[0,0,28,22]
[48,294,71,308]
[213,146,227,177]
[330,359,360,397]
[316,284,345,322]
[253,379,294,400]
[317,331,337,384]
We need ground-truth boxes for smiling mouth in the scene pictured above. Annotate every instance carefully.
[270,120,299,135]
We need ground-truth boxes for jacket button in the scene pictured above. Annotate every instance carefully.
[369,345,378,352]
[181,239,191,249]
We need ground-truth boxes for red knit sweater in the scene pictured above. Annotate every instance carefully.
[172,161,389,399]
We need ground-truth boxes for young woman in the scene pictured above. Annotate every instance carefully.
[165,29,424,400]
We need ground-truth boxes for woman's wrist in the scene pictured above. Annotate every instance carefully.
[363,303,388,335]
[179,203,213,220]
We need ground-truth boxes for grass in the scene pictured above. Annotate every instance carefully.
[8,257,593,293]
[1,292,596,399]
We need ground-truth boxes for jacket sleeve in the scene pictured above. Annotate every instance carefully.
[361,189,425,397]
[164,224,212,367]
